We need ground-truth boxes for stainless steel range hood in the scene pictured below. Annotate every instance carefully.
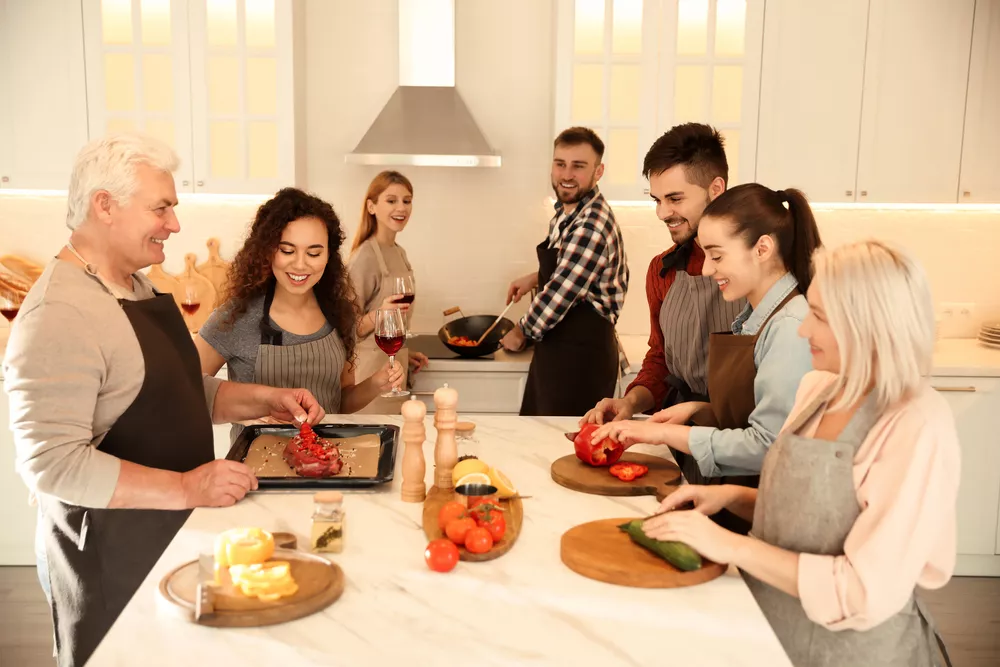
[345,0,501,168]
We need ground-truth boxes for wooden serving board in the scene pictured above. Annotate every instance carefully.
[158,548,344,627]
[197,238,231,300]
[421,485,523,562]
[147,263,181,296]
[550,453,682,501]
[561,518,726,588]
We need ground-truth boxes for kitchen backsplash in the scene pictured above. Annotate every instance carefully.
[1,192,997,340]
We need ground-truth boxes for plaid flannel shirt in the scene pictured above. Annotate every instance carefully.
[520,187,629,341]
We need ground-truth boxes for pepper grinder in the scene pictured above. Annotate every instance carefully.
[433,384,459,489]
[400,396,427,503]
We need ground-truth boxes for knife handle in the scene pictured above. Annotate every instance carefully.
[195,583,215,621]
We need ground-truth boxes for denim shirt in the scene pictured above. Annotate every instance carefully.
[688,272,813,477]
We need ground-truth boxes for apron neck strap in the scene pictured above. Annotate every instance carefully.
[260,280,282,346]
[369,238,391,277]
[65,243,136,301]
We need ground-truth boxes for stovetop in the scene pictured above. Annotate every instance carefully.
[406,334,496,361]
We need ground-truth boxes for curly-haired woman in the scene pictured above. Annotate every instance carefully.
[196,188,402,439]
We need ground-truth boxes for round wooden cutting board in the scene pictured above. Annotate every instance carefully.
[158,548,344,627]
[560,518,726,588]
[551,453,682,500]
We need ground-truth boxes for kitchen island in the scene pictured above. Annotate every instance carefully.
[86,415,793,667]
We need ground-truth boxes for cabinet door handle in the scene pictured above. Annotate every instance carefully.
[845,190,853,197]
[196,180,205,187]
[860,190,868,197]
[933,386,977,392]
[962,191,971,198]
[182,180,190,186]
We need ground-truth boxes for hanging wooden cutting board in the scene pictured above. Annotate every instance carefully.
[147,263,181,296]
[0,255,43,283]
[551,453,681,501]
[157,548,345,627]
[175,253,217,333]
[197,237,231,300]
[421,485,523,562]
[560,518,726,588]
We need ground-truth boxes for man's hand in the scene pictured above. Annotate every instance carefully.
[180,460,258,508]
[264,387,325,425]
[507,272,538,304]
[581,397,636,425]
[500,326,527,352]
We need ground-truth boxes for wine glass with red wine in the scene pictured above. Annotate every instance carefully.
[392,274,416,338]
[1,288,22,328]
[374,307,408,398]
[181,283,201,316]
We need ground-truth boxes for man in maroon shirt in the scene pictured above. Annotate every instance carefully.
[582,123,746,424]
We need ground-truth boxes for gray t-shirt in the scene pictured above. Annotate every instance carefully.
[200,294,336,384]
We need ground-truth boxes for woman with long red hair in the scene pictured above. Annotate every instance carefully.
[348,170,428,413]
[196,187,403,439]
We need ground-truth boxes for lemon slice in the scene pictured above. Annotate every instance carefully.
[455,472,492,487]
[452,458,490,486]
[488,467,517,499]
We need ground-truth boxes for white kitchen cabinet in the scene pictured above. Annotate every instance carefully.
[0,0,89,191]
[933,376,1000,575]
[410,371,528,414]
[754,0,868,202]
[855,0,976,204]
[555,0,764,200]
[959,0,1000,204]
[80,0,295,194]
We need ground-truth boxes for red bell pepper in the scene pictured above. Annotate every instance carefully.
[574,423,624,467]
[609,462,649,482]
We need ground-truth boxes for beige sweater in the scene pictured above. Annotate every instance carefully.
[2,260,222,508]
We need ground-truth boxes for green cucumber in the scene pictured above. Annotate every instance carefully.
[617,520,703,572]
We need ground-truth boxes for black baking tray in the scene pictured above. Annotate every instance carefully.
[225,423,399,489]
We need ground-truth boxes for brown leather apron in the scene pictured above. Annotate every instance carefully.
[42,288,214,667]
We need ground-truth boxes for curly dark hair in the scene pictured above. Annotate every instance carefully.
[221,187,358,362]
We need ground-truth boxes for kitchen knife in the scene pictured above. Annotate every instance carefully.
[194,553,216,621]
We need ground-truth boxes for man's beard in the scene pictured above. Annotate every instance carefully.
[552,176,594,204]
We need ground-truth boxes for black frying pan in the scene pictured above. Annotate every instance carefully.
[438,315,518,358]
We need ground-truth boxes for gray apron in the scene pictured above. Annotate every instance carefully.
[744,389,951,667]
[230,282,347,442]
[353,238,410,414]
[658,246,745,403]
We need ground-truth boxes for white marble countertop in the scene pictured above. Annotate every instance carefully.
[87,415,793,667]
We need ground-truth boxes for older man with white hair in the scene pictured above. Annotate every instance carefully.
[3,133,324,667]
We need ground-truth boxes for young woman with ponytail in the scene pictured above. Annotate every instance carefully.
[593,184,820,532]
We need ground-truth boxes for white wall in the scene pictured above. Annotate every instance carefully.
[1,0,998,342]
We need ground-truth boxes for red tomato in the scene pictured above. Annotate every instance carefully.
[424,539,460,572]
[444,516,477,545]
[464,527,494,554]
[438,501,468,532]
[472,504,506,542]
[574,423,624,467]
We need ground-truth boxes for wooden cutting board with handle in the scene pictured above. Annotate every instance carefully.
[147,263,181,296]
[158,546,344,627]
[422,485,523,562]
[197,237,230,300]
[176,253,217,333]
[551,453,682,501]
[0,255,43,283]
[561,518,726,588]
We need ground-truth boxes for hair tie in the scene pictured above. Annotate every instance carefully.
[776,189,790,209]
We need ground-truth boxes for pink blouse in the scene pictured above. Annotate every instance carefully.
[784,371,961,631]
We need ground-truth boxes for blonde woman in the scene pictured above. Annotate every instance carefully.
[347,171,428,413]
[645,240,958,667]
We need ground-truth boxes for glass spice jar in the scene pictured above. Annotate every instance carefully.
[311,491,345,553]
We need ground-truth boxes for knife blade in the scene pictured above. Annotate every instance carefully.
[194,553,216,621]
[564,431,579,442]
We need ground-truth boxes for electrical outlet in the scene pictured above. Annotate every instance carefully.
[938,302,978,338]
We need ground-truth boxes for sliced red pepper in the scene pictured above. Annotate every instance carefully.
[609,462,649,482]
[573,423,624,467]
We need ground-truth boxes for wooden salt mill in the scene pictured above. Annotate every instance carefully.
[433,385,459,489]
[399,396,427,503]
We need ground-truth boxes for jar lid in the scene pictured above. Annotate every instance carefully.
[314,491,343,504]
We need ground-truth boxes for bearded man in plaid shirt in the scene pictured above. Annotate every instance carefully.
[501,127,629,416]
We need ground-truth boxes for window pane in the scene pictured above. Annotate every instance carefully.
[572,64,604,122]
[210,120,241,178]
[102,0,133,45]
[246,57,276,115]
[607,128,639,185]
[712,65,742,123]
[140,0,171,45]
[673,65,707,124]
[142,54,174,112]
[248,121,278,179]
[612,0,642,55]
[609,64,640,123]
[208,56,240,115]
[715,0,746,57]
[575,0,605,56]
[207,0,238,47]
[245,0,275,49]
[107,117,136,134]
[676,0,708,56]
[104,53,136,112]
[145,119,175,149]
